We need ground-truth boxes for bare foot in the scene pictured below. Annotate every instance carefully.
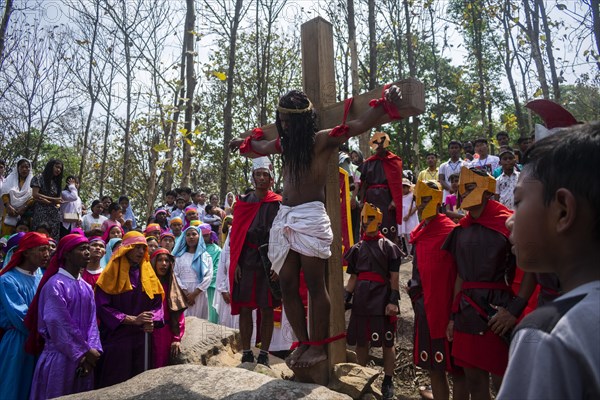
[286,344,309,368]
[294,345,327,368]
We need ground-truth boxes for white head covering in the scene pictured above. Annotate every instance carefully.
[251,156,274,186]
[223,191,235,210]
[1,158,33,209]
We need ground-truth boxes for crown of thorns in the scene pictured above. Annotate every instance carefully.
[277,101,313,114]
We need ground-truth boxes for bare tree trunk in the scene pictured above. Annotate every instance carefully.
[428,6,444,155]
[368,0,377,90]
[348,0,369,156]
[523,0,549,99]
[78,0,101,182]
[0,0,13,67]
[403,0,419,169]
[592,0,600,71]
[537,0,560,100]
[119,1,133,193]
[219,0,244,203]
[181,0,196,187]
[99,61,116,198]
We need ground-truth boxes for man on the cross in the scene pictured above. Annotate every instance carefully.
[230,85,402,368]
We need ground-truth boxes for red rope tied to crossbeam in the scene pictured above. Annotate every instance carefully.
[328,98,354,138]
[239,127,267,156]
[369,83,402,120]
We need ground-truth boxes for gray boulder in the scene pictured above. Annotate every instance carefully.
[58,364,351,400]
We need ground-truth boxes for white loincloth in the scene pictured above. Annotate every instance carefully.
[268,201,333,274]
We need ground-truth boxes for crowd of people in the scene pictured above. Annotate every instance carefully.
[0,83,598,400]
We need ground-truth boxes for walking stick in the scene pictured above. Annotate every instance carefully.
[144,331,150,371]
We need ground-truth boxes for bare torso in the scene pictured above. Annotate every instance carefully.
[281,130,336,206]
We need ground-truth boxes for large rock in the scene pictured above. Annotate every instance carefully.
[175,316,240,365]
[328,363,381,399]
[58,364,351,400]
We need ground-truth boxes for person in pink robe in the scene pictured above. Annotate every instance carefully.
[150,248,186,368]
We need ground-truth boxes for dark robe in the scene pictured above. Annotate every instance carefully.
[345,234,402,348]
[359,153,403,241]
[95,265,163,388]
[231,192,281,312]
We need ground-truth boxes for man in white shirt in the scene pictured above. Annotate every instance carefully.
[469,137,499,175]
[438,140,466,202]
[495,148,519,210]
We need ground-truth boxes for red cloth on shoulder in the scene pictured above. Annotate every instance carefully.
[458,200,512,239]
[228,191,281,315]
[363,151,404,224]
[410,214,457,339]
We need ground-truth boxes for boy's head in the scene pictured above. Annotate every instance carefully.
[499,148,516,174]
[176,197,186,210]
[415,180,442,220]
[458,166,496,210]
[496,131,510,147]
[507,123,600,276]
[361,203,383,235]
[165,190,177,205]
[473,137,489,157]
[449,173,460,193]
[425,152,438,168]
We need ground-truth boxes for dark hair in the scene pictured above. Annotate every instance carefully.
[426,152,438,158]
[496,131,509,139]
[107,203,122,213]
[118,196,129,204]
[101,195,112,202]
[523,123,600,238]
[180,187,192,194]
[339,143,350,153]
[205,204,213,213]
[517,136,530,144]
[42,159,63,195]
[449,173,460,182]
[191,191,199,198]
[0,159,5,167]
[166,190,177,198]
[91,199,101,208]
[276,90,317,185]
[64,175,78,191]
[448,140,462,148]
[473,137,488,146]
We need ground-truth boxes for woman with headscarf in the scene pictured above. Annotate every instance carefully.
[223,192,236,216]
[1,158,34,236]
[0,232,51,400]
[59,176,83,238]
[25,234,102,400]
[100,237,122,269]
[172,226,212,319]
[94,231,164,388]
[1,231,25,269]
[31,159,64,241]
[101,223,124,245]
[149,248,187,368]
[199,223,221,324]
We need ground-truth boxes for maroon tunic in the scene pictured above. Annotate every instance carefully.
[345,235,402,348]
[359,159,398,241]
[442,212,515,376]
[231,192,281,310]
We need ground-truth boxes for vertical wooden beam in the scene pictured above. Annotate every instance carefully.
[300,17,346,384]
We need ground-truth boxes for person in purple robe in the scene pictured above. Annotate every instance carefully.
[94,230,165,387]
[25,234,102,400]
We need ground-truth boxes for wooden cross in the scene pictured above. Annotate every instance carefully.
[242,17,424,385]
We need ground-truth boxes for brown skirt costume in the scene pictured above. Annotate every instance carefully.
[359,159,398,241]
[345,237,402,348]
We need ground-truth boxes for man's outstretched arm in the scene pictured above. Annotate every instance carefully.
[229,134,281,156]
[325,85,402,147]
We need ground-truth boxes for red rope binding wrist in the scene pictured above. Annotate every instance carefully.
[239,128,267,156]
[329,98,354,138]
[289,332,347,350]
[369,83,402,120]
